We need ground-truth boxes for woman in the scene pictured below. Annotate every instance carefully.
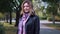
[17,0,40,34]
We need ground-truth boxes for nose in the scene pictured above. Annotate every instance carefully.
[24,7,28,10]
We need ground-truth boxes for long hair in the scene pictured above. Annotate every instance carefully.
[20,0,35,15]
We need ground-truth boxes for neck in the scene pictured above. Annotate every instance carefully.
[24,12,29,14]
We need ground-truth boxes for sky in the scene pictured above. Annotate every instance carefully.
[41,1,48,8]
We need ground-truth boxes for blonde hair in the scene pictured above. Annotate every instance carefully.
[20,0,35,15]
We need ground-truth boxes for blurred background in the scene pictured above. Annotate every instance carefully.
[0,0,60,34]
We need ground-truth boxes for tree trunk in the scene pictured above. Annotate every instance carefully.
[10,11,12,24]
[15,7,20,27]
[52,15,55,24]
[6,13,9,23]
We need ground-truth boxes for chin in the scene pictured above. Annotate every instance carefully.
[25,11,29,12]
[24,11,29,12]
[24,11,29,13]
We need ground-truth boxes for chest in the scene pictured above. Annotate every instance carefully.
[19,16,36,27]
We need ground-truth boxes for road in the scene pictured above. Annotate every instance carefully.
[40,20,60,34]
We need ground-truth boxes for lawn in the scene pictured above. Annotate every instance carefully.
[0,22,17,34]
[43,23,60,30]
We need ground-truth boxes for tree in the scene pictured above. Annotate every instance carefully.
[42,0,60,24]
[46,6,57,24]
[0,0,15,24]
[14,0,23,26]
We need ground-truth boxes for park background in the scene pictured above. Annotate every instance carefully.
[0,0,60,34]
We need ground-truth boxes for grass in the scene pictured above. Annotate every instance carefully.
[0,22,17,34]
[43,23,60,30]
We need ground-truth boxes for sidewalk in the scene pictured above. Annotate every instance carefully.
[40,20,60,34]
[40,23,54,29]
[0,20,16,22]
[40,20,60,24]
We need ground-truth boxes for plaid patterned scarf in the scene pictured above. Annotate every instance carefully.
[18,13,30,34]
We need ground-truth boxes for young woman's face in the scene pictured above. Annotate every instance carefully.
[23,3,30,13]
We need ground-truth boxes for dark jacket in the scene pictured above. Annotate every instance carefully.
[17,14,40,34]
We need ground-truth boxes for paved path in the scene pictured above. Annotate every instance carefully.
[40,20,60,24]
[40,20,60,34]
[40,28,60,34]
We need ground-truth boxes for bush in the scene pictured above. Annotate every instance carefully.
[47,17,52,21]
[0,23,5,34]
[40,16,47,20]
[47,16,60,22]
[0,13,5,19]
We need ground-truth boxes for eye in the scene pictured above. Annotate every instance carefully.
[24,6,29,7]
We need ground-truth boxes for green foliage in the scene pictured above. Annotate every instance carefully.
[35,11,47,20]
[42,0,59,15]
[47,16,60,21]
[0,23,5,34]
[42,0,59,3]
[0,22,17,34]
[12,12,16,18]
[57,13,60,17]
[0,0,23,12]
[42,0,60,24]
[47,17,52,21]
[0,0,13,12]
[46,6,57,15]
[0,13,5,19]
[40,16,47,20]
[44,24,60,30]
[4,22,17,34]
[40,6,45,12]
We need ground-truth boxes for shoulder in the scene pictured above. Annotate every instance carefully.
[31,15,39,20]
[34,15,39,18]
[34,14,39,18]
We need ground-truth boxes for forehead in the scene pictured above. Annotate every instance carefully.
[24,3,29,6]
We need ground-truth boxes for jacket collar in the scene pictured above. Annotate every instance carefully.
[20,14,35,18]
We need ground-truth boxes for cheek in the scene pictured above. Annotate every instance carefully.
[24,7,30,10]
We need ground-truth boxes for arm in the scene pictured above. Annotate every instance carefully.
[34,16,40,34]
